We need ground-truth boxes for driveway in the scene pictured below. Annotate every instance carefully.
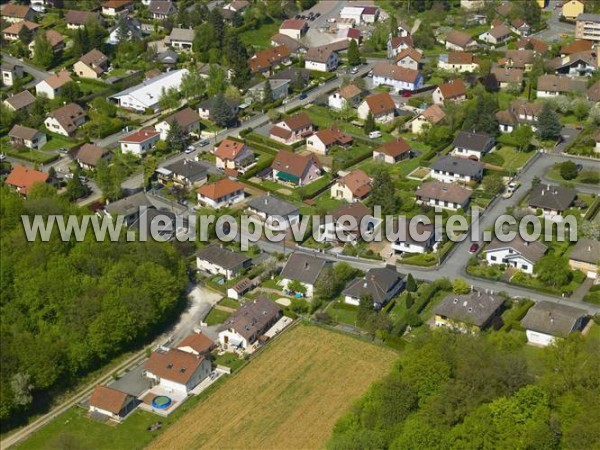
[107,362,149,397]
[553,127,581,154]
[1,52,50,88]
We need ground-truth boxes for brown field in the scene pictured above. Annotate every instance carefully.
[147,324,396,450]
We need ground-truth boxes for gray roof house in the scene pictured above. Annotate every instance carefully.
[104,191,153,225]
[433,290,504,332]
[162,159,208,187]
[568,238,600,278]
[246,194,299,230]
[279,253,329,297]
[167,27,195,51]
[196,244,252,279]
[430,155,484,183]
[528,184,576,216]
[521,301,587,346]
[342,267,405,309]
[484,235,547,274]
[452,131,495,160]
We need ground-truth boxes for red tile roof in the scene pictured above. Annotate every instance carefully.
[280,19,307,30]
[176,333,214,354]
[375,138,411,158]
[89,385,132,415]
[437,79,467,99]
[338,169,371,198]
[364,92,395,115]
[3,20,39,36]
[271,150,320,178]
[214,139,246,161]
[143,349,204,385]
[120,129,159,144]
[248,45,290,73]
[196,178,245,200]
[5,165,49,195]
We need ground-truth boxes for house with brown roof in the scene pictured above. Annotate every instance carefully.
[8,125,46,150]
[270,33,305,55]
[537,74,587,97]
[319,202,379,244]
[548,50,598,77]
[306,125,352,155]
[561,39,593,56]
[331,169,372,202]
[176,333,215,356]
[510,18,531,36]
[395,48,424,71]
[44,103,87,137]
[445,30,478,51]
[218,296,282,351]
[357,92,396,123]
[479,23,512,45]
[223,0,250,13]
[3,90,36,113]
[568,239,599,279]
[510,99,543,131]
[29,30,65,58]
[74,143,112,170]
[328,84,362,110]
[433,290,504,333]
[502,50,535,71]
[373,138,412,164]
[2,20,39,41]
[416,181,472,210]
[101,0,134,16]
[65,10,102,29]
[73,49,109,79]
[528,184,576,219]
[305,43,341,72]
[515,37,549,54]
[119,128,160,155]
[213,139,255,174]
[154,107,200,140]
[196,179,246,209]
[148,0,176,20]
[484,235,548,274]
[411,104,446,134]
[1,4,35,23]
[496,109,519,133]
[271,150,321,186]
[89,385,137,422]
[269,113,314,144]
[438,52,480,72]
[280,253,329,298]
[247,45,291,74]
[143,348,211,393]
[387,35,415,59]
[372,62,423,92]
[491,67,524,90]
[279,18,308,40]
[35,69,72,100]
[4,165,49,196]
[432,79,467,104]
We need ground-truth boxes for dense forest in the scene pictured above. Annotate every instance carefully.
[328,330,600,450]
[0,185,188,428]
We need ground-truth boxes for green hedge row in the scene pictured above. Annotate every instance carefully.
[241,155,275,179]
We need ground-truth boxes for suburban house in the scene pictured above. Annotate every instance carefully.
[509,99,543,131]
[548,50,598,77]
[372,63,423,92]
[451,131,495,160]
[445,30,478,51]
[416,181,472,210]
[279,18,308,40]
[430,155,484,184]
[197,97,239,122]
[479,23,512,45]
[223,0,250,13]
[106,16,142,45]
[196,179,245,209]
[88,385,137,422]
[217,296,282,351]
[340,5,364,23]
[357,92,396,123]
[561,39,593,56]
[575,13,600,41]
[502,50,535,70]
[176,333,214,356]
[143,348,211,394]
[269,113,314,144]
[154,107,200,140]
[511,19,531,36]
[305,44,340,72]
[495,110,517,133]
[438,52,479,72]
[392,220,440,254]
[373,138,412,164]
[432,79,467,104]
[1,62,23,87]
[1,4,36,23]
[342,268,405,309]
[35,69,72,100]
[119,129,160,155]
[328,84,362,111]
[536,74,587,97]
[411,104,446,134]
[270,33,305,55]
[271,150,321,186]
[44,103,87,137]
[74,143,111,170]
[248,79,289,102]
[280,253,328,297]
[104,191,153,226]
[491,67,524,90]
[29,30,65,58]
[65,10,101,29]
[306,125,352,155]
[331,169,372,202]
[247,45,291,74]
[433,291,504,333]
[8,125,46,150]
[387,35,415,59]
[3,90,36,113]
[362,6,380,23]
[196,244,251,279]
[515,36,549,53]
[4,165,49,196]
[484,235,548,275]
[395,48,424,71]
[101,0,134,16]
[245,194,300,231]
[528,184,576,218]
[161,159,208,188]
[568,239,599,279]
[73,49,109,79]
[562,0,585,21]
[2,20,39,41]
[227,278,254,300]
[522,302,587,347]
[148,0,176,19]
[167,27,195,51]
[110,69,188,112]
[320,202,379,244]
[214,139,255,174]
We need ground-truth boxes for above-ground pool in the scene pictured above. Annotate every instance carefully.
[151,395,172,410]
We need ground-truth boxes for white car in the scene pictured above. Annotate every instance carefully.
[184,145,195,154]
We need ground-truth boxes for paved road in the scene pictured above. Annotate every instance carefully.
[535,0,575,42]
[1,52,50,88]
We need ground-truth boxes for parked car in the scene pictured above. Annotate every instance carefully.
[58,147,68,155]
[298,93,308,100]
[198,140,210,147]
[350,67,358,74]
[185,145,195,154]
[402,91,412,98]
[368,131,382,139]
[0,153,6,161]
[367,70,373,78]
[576,164,583,172]
[469,243,479,253]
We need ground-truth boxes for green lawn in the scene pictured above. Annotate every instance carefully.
[240,22,280,49]
[42,134,79,151]
[485,146,535,173]
[588,323,600,339]
[213,352,246,372]
[75,79,107,95]
[204,308,232,326]
[218,298,240,309]
[328,302,358,326]
[2,147,58,164]
[311,192,345,212]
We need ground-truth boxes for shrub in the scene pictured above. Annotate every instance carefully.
[560,161,578,180]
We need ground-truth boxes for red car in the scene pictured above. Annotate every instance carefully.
[469,243,480,253]
[402,91,413,98]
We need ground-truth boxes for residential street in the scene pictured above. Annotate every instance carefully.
[1,52,50,88]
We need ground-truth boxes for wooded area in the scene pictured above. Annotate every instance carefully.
[0,186,188,428]
[328,330,600,449]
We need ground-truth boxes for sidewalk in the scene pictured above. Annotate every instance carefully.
[571,278,594,302]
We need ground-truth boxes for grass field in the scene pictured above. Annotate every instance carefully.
[148,324,396,450]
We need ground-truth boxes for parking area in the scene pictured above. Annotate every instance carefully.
[108,362,150,397]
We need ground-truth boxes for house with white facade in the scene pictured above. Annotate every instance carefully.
[8,125,46,150]
[357,92,396,123]
[271,150,321,186]
[279,18,308,40]
[432,79,467,104]
[522,302,587,347]
[119,129,160,156]
[196,178,245,209]
[392,220,440,254]
[154,107,200,140]
[245,194,300,231]
[143,349,211,394]
[319,203,379,245]
[342,268,405,309]
[35,69,72,100]
[88,385,137,422]
[444,30,478,51]
[395,48,423,71]
[306,125,353,155]
[416,181,472,210]
[167,27,195,51]
[430,155,483,184]
[305,44,340,72]
[328,84,362,111]
[438,52,480,72]
[44,103,87,137]
[213,139,256,175]
[451,131,495,160]
[387,35,415,59]
[373,138,412,164]
[1,62,23,87]
[479,23,512,45]
[279,253,329,298]
[372,62,423,92]
[269,113,314,145]
[331,169,371,202]
[484,235,548,275]
[196,244,251,279]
